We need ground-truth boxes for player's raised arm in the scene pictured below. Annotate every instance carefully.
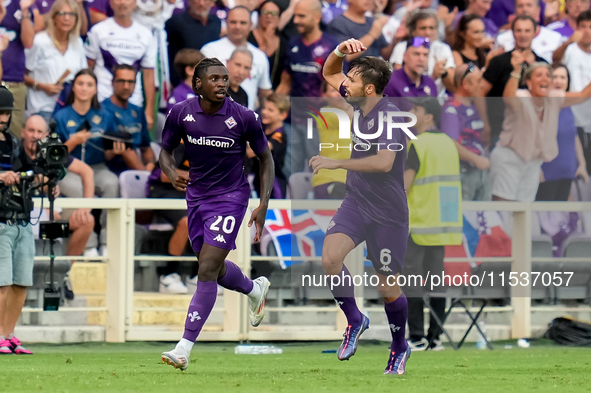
[323,39,367,93]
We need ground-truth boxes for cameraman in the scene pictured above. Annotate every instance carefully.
[20,115,95,258]
[0,86,34,355]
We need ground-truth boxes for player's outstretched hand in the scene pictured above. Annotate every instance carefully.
[309,155,339,175]
[337,39,367,55]
[171,169,190,192]
[248,204,268,243]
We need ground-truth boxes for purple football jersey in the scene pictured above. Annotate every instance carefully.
[338,84,409,227]
[36,0,55,14]
[1,1,38,82]
[161,97,268,203]
[286,34,339,98]
[383,68,437,111]
[548,19,574,40]
[440,98,486,167]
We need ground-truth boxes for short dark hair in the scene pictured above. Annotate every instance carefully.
[406,9,437,34]
[174,49,205,80]
[112,64,137,80]
[551,62,571,91]
[511,14,537,31]
[577,10,591,26]
[192,58,227,94]
[65,68,100,109]
[348,57,392,95]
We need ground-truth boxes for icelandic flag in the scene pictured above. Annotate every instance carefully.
[262,209,336,269]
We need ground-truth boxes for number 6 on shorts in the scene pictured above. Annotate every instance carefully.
[210,215,236,234]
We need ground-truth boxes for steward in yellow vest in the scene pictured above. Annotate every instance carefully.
[402,97,463,351]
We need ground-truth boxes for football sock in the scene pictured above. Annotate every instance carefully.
[176,338,194,354]
[217,260,255,297]
[384,293,408,354]
[182,281,217,342]
[331,265,363,326]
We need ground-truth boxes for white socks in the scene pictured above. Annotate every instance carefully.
[177,338,194,354]
[247,280,261,302]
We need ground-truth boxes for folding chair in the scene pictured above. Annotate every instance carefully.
[424,292,493,350]
[119,170,151,198]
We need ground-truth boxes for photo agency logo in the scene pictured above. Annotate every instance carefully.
[305,106,418,152]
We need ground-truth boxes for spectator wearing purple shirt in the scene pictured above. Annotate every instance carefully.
[440,63,491,200]
[486,0,546,29]
[167,49,203,112]
[87,0,113,26]
[277,0,338,98]
[450,0,497,39]
[536,64,589,201]
[548,0,590,41]
[0,0,37,138]
[383,37,437,111]
[322,0,347,25]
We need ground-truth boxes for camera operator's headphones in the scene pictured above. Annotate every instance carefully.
[0,85,19,130]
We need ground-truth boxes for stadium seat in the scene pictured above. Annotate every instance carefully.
[557,233,591,301]
[288,172,313,199]
[119,170,151,199]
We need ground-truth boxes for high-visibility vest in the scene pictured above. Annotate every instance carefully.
[408,131,463,246]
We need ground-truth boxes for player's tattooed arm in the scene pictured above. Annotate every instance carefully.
[248,147,275,243]
[310,149,396,174]
[159,148,189,192]
[323,38,367,93]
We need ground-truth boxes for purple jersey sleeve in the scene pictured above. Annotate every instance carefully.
[440,105,461,141]
[245,111,268,155]
[161,105,183,152]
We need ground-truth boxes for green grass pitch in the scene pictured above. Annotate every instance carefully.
[1,341,589,393]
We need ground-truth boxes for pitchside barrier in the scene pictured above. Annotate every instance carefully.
[22,198,591,342]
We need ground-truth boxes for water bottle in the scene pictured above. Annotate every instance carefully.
[234,345,283,355]
[476,321,487,349]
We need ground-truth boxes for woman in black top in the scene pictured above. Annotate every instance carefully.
[452,14,498,70]
[248,0,287,89]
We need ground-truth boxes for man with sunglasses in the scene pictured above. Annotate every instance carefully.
[101,64,155,176]
[441,63,491,201]
[313,38,411,375]
[384,36,437,111]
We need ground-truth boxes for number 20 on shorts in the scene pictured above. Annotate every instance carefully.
[210,216,236,234]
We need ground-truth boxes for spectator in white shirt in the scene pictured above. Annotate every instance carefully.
[200,6,272,110]
[495,0,563,63]
[390,10,455,95]
[85,0,157,128]
[24,0,88,124]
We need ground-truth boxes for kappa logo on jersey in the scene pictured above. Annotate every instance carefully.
[336,300,344,306]
[184,114,196,122]
[188,311,201,322]
[389,324,401,333]
[380,266,392,272]
[225,116,237,129]
[213,234,226,243]
[187,135,235,148]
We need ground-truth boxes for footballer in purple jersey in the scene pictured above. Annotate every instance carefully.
[160,58,275,371]
[310,38,411,375]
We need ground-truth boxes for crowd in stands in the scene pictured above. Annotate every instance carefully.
[2,0,591,292]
